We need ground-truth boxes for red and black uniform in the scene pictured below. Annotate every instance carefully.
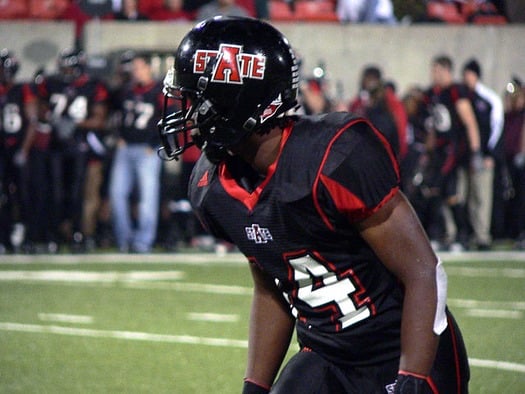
[0,82,35,249]
[422,83,469,196]
[190,113,469,393]
[36,73,109,242]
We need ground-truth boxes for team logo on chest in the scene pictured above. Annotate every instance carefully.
[245,224,273,244]
[193,44,266,84]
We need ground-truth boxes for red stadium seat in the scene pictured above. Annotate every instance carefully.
[295,0,337,21]
[459,1,507,24]
[0,0,29,19]
[138,0,164,15]
[269,0,295,21]
[29,0,69,19]
[426,1,466,24]
[270,0,337,22]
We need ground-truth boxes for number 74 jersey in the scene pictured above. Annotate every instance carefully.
[189,112,404,365]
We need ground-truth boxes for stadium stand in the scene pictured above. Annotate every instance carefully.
[269,0,338,22]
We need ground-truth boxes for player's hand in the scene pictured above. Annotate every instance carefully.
[470,150,484,172]
[13,150,27,167]
[514,152,525,169]
[52,116,76,141]
[394,371,437,394]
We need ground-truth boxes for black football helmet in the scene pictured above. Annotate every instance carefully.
[57,48,86,82]
[158,16,299,161]
[0,49,19,84]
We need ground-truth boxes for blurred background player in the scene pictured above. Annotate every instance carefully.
[36,48,109,252]
[109,53,164,253]
[422,54,481,251]
[0,49,37,253]
[462,58,504,250]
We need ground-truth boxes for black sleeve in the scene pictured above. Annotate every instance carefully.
[318,119,400,223]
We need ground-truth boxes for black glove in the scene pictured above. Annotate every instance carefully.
[394,372,436,394]
[242,379,270,394]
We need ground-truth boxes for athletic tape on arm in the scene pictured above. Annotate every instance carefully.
[434,258,448,335]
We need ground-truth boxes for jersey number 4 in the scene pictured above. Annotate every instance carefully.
[287,254,372,330]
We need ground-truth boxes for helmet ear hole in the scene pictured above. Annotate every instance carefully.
[197,76,208,91]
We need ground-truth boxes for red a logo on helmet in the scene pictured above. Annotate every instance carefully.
[193,44,266,84]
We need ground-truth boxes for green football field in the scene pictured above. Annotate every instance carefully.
[1,251,524,393]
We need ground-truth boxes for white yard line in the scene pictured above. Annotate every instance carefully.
[126,281,252,295]
[447,298,525,311]
[469,358,525,373]
[463,309,523,319]
[0,253,247,265]
[0,322,248,348]
[186,313,240,323]
[0,322,524,374]
[445,266,525,278]
[38,313,94,324]
[0,251,524,265]
[0,270,185,282]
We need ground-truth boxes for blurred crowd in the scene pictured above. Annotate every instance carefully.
[0,1,516,48]
[1,46,524,255]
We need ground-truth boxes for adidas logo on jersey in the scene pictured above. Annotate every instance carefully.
[245,224,273,244]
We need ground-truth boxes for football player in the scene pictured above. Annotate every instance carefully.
[158,17,469,393]
[36,48,109,251]
[0,49,37,252]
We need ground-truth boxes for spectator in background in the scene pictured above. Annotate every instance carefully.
[196,0,250,21]
[349,65,407,160]
[0,49,37,253]
[462,58,504,250]
[300,78,333,115]
[36,48,109,252]
[422,54,481,251]
[502,77,525,248]
[113,0,149,20]
[109,54,164,253]
[147,0,193,21]
[337,0,397,24]
[399,86,443,239]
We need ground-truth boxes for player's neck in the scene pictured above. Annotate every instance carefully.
[235,127,283,176]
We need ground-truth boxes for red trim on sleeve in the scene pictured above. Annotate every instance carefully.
[398,370,439,394]
[243,378,271,391]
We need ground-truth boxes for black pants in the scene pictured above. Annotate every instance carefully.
[272,309,469,394]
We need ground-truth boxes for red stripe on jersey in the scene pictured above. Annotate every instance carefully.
[447,313,463,393]
[94,82,109,102]
[22,83,36,104]
[312,118,361,231]
[313,118,400,230]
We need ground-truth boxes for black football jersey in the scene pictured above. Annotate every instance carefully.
[0,83,35,149]
[39,74,108,123]
[38,74,108,148]
[189,112,405,366]
[423,83,469,151]
[118,81,164,146]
